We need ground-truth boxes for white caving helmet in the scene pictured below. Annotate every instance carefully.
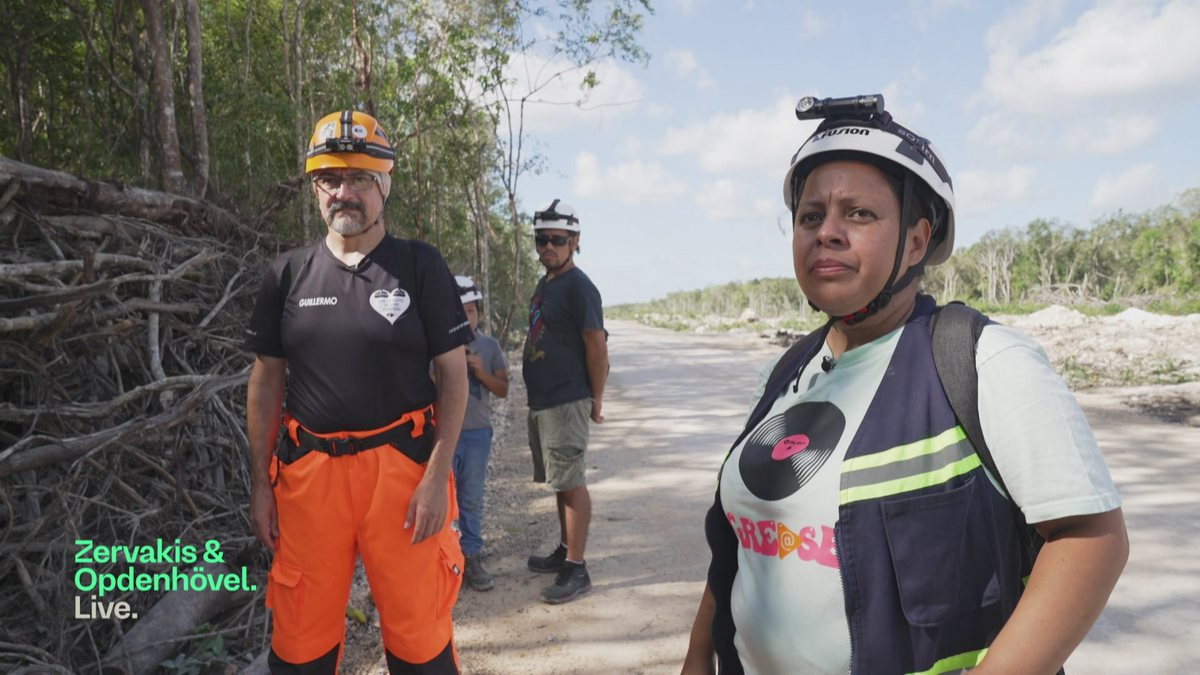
[455,275,482,305]
[782,94,957,325]
[532,199,580,233]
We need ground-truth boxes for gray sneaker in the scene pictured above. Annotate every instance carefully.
[540,560,591,604]
[464,554,495,591]
[527,542,567,574]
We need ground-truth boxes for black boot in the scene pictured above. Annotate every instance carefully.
[464,554,495,591]
[527,542,567,573]
[540,560,592,604]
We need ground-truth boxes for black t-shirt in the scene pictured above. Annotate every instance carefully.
[244,234,473,433]
[522,267,604,410]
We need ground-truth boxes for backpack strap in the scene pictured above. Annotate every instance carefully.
[278,244,317,306]
[931,302,1045,569]
[930,303,1004,494]
[726,322,832,458]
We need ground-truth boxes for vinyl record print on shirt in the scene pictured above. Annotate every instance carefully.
[739,401,846,501]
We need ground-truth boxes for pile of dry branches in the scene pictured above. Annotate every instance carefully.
[1,158,287,673]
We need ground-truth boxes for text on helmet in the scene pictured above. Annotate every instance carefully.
[813,128,871,141]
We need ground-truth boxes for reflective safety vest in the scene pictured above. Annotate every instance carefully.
[707,297,1039,675]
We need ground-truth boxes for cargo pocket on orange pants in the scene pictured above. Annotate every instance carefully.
[267,560,305,637]
[436,535,465,621]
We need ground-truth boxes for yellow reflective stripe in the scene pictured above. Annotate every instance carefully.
[840,454,982,505]
[842,426,967,472]
[908,648,988,675]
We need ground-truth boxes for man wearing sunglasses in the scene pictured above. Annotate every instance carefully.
[522,199,608,604]
[244,110,473,674]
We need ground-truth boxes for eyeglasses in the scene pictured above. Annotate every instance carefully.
[535,234,573,248]
[313,173,378,193]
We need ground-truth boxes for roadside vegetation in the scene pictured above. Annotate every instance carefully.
[611,189,1200,331]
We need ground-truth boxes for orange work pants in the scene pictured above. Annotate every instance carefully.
[266,409,463,674]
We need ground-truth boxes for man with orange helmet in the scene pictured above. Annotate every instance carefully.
[244,110,474,674]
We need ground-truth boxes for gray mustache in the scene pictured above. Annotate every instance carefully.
[329,200,365,214]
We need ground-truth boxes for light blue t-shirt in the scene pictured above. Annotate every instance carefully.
[721,323,1122,675]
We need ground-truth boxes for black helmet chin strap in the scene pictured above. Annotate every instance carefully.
[813,172,936,326]
[544,246,574,273]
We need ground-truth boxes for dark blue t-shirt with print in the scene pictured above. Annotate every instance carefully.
[522,267,603,410]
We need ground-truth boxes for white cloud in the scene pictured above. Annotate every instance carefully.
[618,135,644,156]
[800,10,828,35]
[908,0,973,30]
[665,50,698,76]
[955,165,1046,217]
[880,68,928,122]
[657,92,819,178]
[909,0,972,13]
[978,0,1200,114]
[968,111,1162,159]
[665,0,698,15]
[981,0,1067,58]
[502,53,647,134]
[968,1,1200,160]
[694,179,777,222]
[573,152,688,205]
[664,49,717,90]
[646,103,674,119]
[1089,163,1169,213]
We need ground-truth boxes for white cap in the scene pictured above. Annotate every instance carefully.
[532,199,580,233]
[455,275,482,304]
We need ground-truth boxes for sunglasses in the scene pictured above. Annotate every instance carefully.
[313,173,377,193]
[535,234,573,248]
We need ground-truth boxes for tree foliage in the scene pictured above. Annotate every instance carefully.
[615,190,1200,321]
[0,0,652,345]
[926,190,1200,306]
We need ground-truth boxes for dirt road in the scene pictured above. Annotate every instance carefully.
[441,319,1200,674]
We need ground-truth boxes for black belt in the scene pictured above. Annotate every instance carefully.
[279,409,434,465]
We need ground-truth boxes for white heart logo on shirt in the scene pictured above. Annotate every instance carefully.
[369,289,410,324]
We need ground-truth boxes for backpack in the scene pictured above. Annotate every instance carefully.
[277,237,418,306]
[746,302,1042,565]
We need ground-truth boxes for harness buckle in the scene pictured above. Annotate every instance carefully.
[328,436,359,457]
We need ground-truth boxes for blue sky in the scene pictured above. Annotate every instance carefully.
[512,0,1200,305]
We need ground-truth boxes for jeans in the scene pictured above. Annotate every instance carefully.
[452,427,494,556]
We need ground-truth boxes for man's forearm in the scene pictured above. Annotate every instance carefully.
[246,365,285,487]
[584,341,608,401]
[429,366,469,481]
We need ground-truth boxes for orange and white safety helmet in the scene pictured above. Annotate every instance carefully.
[305,110,395,174]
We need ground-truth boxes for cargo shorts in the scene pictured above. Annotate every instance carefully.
[528,398,592,491]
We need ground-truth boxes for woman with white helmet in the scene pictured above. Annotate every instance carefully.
[680,96,1128,675]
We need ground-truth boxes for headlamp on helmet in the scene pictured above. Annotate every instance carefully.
[532,199,580,233]
[794,94,885,121]
[306,110,396,174]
